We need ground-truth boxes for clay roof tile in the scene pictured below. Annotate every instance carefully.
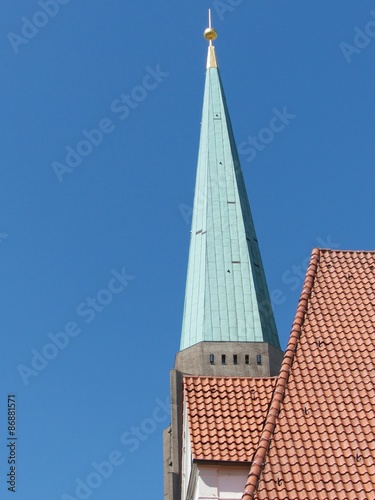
[183,249,375,499]
[183,375,276,462]
[245,249,375,499]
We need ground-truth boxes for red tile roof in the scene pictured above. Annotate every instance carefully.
[183,249,375,498]
[183,376,276,462]
[244,249,375,499]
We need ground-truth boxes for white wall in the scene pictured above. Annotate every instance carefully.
[181,399,193,500]
[191,464,249,500]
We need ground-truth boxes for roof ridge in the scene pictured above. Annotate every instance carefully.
[183,375,278,382]
[319,248,375,254]
[242,248,321,500]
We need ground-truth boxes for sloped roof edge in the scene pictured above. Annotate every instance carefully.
[242,248,320,499]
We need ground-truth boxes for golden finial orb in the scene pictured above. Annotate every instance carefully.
[204,27,218,41]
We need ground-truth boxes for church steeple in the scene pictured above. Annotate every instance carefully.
[180,15,280,353]
[164,21,284,500]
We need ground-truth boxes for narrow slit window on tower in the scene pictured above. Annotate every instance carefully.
[245,355,250,365]
[209,354,215,365]
[257,354,262,365]
[221,354,226,365]
[233,355,238,365]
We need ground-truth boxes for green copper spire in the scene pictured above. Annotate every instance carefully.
[180,18,280,351]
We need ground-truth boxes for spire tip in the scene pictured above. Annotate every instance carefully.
[204,9,218,44]
[204,27,218,42]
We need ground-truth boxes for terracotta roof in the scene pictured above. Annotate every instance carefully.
[183,375,276,462]
[182,249,375,497]
[244,249,375,499]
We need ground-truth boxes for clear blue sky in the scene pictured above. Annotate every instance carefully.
[1,1,375,498]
